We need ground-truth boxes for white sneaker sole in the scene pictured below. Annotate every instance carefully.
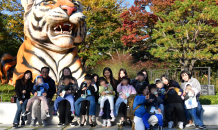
[22,112,30,116]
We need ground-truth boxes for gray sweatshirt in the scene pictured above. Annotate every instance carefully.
[181,77,201,93]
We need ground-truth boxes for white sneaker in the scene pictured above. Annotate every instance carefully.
[111,117,116,122]
[186,123,195,127]
[102,120,107,127]
[91,115,96,122]
[178,122,184,129]
[168,121,174,128]
[107,120,111,127]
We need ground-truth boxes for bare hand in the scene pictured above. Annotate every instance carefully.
[183,91,186,96]
[148,99,154,103]
[82,87,87,90]
[122,94,127,99]
[43,93,47,97]
[22,90,26,94]
[60,93,63,97]
[164,91,168,95]
[19,101,23,104]
[178,92,182,96]
[71,79,75,84]
[158,108,161,113]
[91,83,95,86]
[101,91,106,95]
[135,76,139,80]
[67,90,72,94]
[169,87,174,90]
[34,92,38,96]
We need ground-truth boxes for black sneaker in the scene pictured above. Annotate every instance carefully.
[12,123,18,129]
[120,121,126,127]
[22,111,30,116]
[196,125,203,129]
[21,121,25,127]
[202,125,207,129]
[57,123,63,127]
[70,121,79,127]
[45,112,50,117]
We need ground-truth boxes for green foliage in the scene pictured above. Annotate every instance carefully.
[78,0,127,68]
[0,13,22,56]
[151,0,218,71]
[0,83,15,102]
[200,95,218,105]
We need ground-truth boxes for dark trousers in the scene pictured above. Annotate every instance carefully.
[58,100,73,124]
[13,99,28,124]
[165,103,186,122]
[118,102,127,118]
[81,100,90,115]
[102,100,112,120]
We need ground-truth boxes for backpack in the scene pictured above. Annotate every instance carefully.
[126,94,141,120]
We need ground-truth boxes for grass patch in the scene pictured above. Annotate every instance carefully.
[199,95,218,105]
[0,83,15,102]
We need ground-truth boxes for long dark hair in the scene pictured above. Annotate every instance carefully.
[92,73,99,84]
[60,67,78,85]
[160,74,173,90]
[180,71,192,82]
[103,67,116,89]
[118,68,128,83]
[140,69,150,84]
[21,70,33,85]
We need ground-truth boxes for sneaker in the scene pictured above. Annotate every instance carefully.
[22,111,30,116]
[107,120,111,127]
[111,117,116,122]
[53,111,57,116]
[99,111,104,116]
[178,122,184,129]
[120,121,125,127]
[71,113,75,117]
[42,120,47,126]
[202,125,207,129]
[168,121,174,128]
[21,121,25,127]
[158,126,163,130]
[196,125,204,129]
[102,120,107,127]
[186,123,195,127]
[110,111,114,117]
[57,123,63,127]
[71,121,79,127]
[12,123,18,129]
[45,112,50,117]
[30,118,37,126]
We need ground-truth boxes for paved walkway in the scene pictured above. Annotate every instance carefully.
[0,124,218,130]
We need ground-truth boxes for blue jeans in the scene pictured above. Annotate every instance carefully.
[188,108,204,126]
[142,113,163,129]
[75,96,96,116]
[13,99,28,124]
[54,94,75,112]
[184,103,191,121]
[196,101,203,121]
[115,97,126,116]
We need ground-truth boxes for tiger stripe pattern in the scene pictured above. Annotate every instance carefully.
[13,0,86,84]
[0,53,17,85]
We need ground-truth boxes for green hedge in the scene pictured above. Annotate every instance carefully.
[199,95,218,105]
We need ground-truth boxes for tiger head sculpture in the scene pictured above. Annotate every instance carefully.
[13,0,86,84]
[22,0,86,50]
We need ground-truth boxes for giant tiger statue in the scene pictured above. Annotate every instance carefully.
[12,0,86,84]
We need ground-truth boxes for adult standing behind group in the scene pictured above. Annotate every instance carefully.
[30,67,56,126]
[180,71,204,128]
[13,70,33,129]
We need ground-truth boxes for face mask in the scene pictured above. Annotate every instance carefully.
[153,91,157,95]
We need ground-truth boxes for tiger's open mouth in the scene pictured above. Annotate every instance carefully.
[51,22,78,37]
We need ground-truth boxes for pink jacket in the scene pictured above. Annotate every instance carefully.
[117,83,136,99]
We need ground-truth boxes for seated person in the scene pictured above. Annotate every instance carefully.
[22,76,50,117]
[155,79,165,117]
[131,72,147,92]
[142,84,164,130]
[74,74,97,127]
[53,76,77,117]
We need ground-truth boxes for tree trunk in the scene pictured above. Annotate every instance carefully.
[180,59,197,73]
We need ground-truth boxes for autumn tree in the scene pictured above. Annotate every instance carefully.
[78,0,127,68]
[150,0,218,71]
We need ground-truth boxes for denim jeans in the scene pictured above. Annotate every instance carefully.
[188,108,204,126]
[196,101,203,121]
[13,99,28,124]
[115,97,126,116]
[184,102,191,121]
[75,96,96,116]
[54,94,75,112]
[142,113,163,129]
